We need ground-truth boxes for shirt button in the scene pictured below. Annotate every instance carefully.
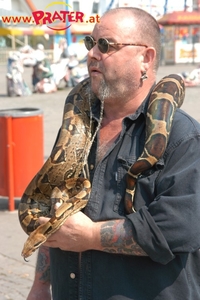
[70,273,76,279]
[90,164,94,170]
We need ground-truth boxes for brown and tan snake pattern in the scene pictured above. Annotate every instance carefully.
[125,74,185,213]
[18,74,185,259]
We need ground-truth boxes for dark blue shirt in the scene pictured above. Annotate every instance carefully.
[50,88,200,300]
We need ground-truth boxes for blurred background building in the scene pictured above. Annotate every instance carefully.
[0,0,200,64]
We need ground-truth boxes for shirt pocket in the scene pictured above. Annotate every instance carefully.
[114,155,163,214]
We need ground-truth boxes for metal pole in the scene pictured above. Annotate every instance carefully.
[65,0,72,46]
[164,0,168,14]
[184,0,187,10]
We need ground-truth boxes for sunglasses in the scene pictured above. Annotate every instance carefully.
[83,35,148,54]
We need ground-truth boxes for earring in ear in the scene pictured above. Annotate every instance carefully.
[141,71,148,81]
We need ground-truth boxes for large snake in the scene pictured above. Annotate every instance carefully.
[18,74,185,259]
[125,74,185,213]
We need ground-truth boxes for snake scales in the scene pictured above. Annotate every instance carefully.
[18,74,185,259]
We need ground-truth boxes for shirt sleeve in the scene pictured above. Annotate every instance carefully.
[127,111,200,264]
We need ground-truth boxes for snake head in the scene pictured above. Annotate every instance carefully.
[21,232,47,260]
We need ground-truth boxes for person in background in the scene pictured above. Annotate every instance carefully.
[26,7,200,300]
[20,45,36,67]
[6,51,31,96]
[32,44,56,93]
[51,38,72,88]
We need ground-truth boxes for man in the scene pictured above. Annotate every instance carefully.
[27,7,200,300]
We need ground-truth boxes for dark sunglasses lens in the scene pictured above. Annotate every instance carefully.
[84,36,94,50]
[98,38,108,53]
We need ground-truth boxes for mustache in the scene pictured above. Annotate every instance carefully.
[88,61,101,70]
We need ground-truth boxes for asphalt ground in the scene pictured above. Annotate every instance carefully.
[0,62,200,300]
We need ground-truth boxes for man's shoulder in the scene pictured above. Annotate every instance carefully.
[170,108,200,142]
[175,108,200,130]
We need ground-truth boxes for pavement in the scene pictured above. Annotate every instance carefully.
[0,62,200,300]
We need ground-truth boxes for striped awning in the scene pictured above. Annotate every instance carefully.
[0,26,56,36]
[0,23,94,36]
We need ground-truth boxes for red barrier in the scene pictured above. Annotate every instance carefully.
[0,108,44,211]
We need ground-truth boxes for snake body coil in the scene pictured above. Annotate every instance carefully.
[18,74,185,259]
[18,79,96,259]
[125,74,185,213]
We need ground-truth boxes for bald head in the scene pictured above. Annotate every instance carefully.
[101,7,161,70]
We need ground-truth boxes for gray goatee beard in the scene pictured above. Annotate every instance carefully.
[88,78,111,102]
[97,79,110,101]
[89,75,139,102]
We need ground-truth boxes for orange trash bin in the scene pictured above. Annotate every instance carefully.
[0,108,44,211]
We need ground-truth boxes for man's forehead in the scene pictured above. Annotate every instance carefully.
[100,12,135,26]
[92,14,136,38]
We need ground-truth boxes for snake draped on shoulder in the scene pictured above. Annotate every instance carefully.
[18,74,185,259]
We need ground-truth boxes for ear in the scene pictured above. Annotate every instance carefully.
[141,47,156,72]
